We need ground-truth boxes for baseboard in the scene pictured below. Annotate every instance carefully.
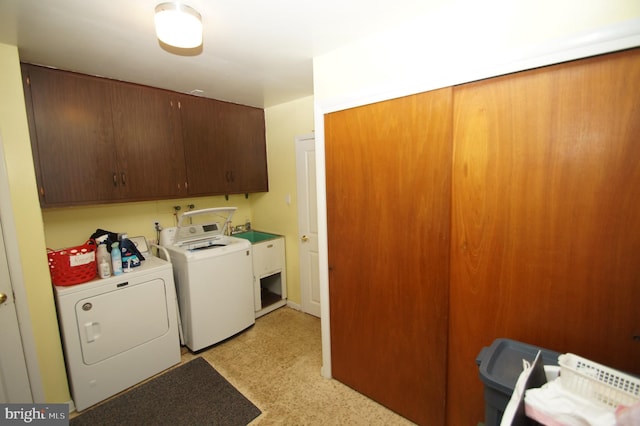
[286,300,302,311]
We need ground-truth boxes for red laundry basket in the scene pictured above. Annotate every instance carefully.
[47,240,97,286]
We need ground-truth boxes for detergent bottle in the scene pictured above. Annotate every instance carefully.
[111,242,123,275]
[96,235,111,278]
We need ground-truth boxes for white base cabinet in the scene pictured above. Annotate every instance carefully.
[251,236,287,317]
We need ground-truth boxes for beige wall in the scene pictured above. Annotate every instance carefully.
[256,96,315,305]
[0,43,70,403]
[42,196,253,249]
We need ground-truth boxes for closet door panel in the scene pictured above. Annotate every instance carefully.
[325,88,452,426]
[448,49,640,425]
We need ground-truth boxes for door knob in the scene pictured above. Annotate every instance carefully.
[301,235,309,242]
[0,292,7,305]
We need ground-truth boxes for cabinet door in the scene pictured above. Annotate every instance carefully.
[448,49,640,426]
[218,102,268,194]
[326,88,452,426]
[252,238,284,277]
[23,65,118,206]
[178,95,228,195]
[110,83,187,200]
[179,96,267,196]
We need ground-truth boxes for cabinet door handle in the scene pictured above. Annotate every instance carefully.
[301,235,309,242]
[113,173,118,187]
[121,172,126,186]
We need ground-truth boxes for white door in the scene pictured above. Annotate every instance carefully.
[296,134,320,317]
[0,214,33,403]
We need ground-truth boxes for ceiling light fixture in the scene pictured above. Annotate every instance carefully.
[154,2,203,49]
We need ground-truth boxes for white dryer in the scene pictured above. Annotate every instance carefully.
[54,239,181,411]
[160,207,255,352]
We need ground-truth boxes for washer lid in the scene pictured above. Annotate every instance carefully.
[174,207,237,246]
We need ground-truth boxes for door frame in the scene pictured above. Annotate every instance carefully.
[312,22,640,380]
[0,138,44,401]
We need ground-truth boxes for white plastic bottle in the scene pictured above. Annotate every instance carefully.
[96,235,111,278]
[111,242,123,276]
[97,243,111,278]
[99,258,111,278]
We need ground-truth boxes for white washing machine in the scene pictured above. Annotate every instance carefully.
[160,207,255,352]
[54,238,181,412]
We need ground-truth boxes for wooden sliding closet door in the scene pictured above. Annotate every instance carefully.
[448,49,640,425]
[325,88,452,425]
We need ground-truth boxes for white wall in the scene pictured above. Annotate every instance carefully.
[312,0,640,377]
[314,0,640,110]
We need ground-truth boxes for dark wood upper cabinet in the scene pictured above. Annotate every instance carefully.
[217,101,268,194]
[21,64,268,207]
[177,95,228,195]
[109,82,187,200]
[23,64,118,205]
[179,95,268,196]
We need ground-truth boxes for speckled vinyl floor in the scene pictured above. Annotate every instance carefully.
[181,306,415,425]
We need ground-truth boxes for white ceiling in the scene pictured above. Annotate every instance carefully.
[0,0,451,108]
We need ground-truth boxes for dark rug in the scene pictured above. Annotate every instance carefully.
[70,357,261,426]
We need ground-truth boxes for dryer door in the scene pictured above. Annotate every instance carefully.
[75,278,169,365]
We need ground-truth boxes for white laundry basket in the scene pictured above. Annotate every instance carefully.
[558,353,640,409]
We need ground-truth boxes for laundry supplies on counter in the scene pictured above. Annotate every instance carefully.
[120,238,142,271]
[96,237,111,279]
[111,242,123,275]
[90,229,145,277]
